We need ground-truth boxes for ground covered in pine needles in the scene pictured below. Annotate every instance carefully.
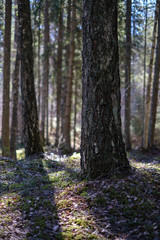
[0,149,160,239]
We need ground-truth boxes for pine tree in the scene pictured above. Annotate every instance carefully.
[81,0,130,178]
[18,0,43,156]
[124,0,132,150]
[148,1,160,148]
[1,0,12,157]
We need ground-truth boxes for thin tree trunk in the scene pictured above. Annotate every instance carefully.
[142,0,148,147]
[10,1,20,159]
[63,0,76,152]
[37,9,41,119]
[148,1,160,148]
[124,0,131,151]
[41,0,50,143]
[55,5,63,147]
[61,0,71,136]
[143,0,159,149]
[81,0,130,179]
[18,0,43,156]
[1,0,12,157]
[73,69,78,150]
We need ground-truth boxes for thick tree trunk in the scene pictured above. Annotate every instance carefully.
[10,2,20,159]
[18,0,43,156]
[41,0,50,143]
[55,5,63,147]
[143,0,159,149]
[148,3,160,148]
[63,0,76,152]
[124,0,131,150]
[81,0,130,178]
[1,0,12,157]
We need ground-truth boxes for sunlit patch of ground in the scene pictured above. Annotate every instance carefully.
[0,151,159,239]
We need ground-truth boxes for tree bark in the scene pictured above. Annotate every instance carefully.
[73,69,78,150]
[61,0,71,137]
[124,0,131,150]
[37,9,41,119]
[18,0,43,156]
[63,0,76,152]
[10,1,20,159]
[55,4,63,147]
[143,0,159,149]
[81,0,130,178]
[1,0,12,157]
[148,2,160,148]
[41,0,50,143]
[142,0,148,147]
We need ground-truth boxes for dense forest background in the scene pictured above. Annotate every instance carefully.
[0,0,160,157]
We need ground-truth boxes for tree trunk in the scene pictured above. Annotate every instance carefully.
[41,0,50,143]
[37,9,41,119]
[73,69,78,150]
[142,0,148,147]
[148,2,160,148]
[18,0,43,156]
[61,0,71,137]
[1,0,12,157]
[55,5,63,147]
[10,1,20,159]
[143,0,159,149]
[124,0,131,150]
[63,0,76,152]
[81,0,130,179]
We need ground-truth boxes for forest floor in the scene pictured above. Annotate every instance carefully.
[0,148,160,240]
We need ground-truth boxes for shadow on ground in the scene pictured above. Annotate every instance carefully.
[0,150,160,239]
[0,155,63,239]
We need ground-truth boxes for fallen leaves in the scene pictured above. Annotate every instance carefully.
[0,150,160,239]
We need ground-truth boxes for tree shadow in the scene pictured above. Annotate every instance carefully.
[1,153,159,239]
[86,159,160,239]
[0,155,63,239]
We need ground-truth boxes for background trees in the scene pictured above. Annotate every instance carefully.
[0,0,160,158]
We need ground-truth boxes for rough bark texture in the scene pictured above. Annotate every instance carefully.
[81,0,130,178]
[18,0,43,156]
[148,3,160,148]
[41,0,50,143]
[10,4,20,159]
[1,0,12,157]
[55,5,63,147]
[124,0,131,150]
[63,0,76,152]
[143,0,159,149]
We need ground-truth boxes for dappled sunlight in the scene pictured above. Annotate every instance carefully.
[16,148,25,160]
[0,152,159,239]
[49,153,160,239]
[131,160,160,174]
[0,156,63,239]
